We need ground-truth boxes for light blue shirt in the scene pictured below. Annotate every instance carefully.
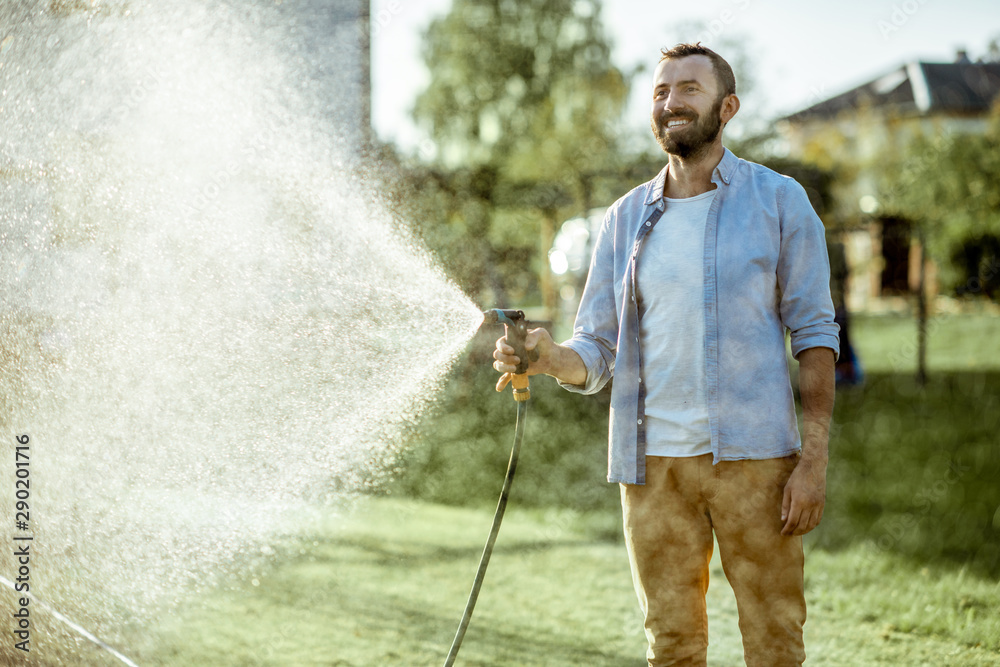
[560,148,840,485]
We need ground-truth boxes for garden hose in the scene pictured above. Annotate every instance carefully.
[443,384,529,666]
[0,574,139,666]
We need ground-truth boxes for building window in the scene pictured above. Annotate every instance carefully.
[880,217,911,295]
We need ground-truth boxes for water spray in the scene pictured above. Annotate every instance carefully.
[443,309,538,666]
[3,0,489,662]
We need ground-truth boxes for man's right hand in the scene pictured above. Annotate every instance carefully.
[492,328,586,391]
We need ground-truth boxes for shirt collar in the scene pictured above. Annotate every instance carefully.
[643,147,738,206]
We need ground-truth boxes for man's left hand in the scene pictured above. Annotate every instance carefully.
[780,457,827,536]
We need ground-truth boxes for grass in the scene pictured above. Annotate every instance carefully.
[4,312,999,665]
[819,310,1000,575]
[816,370,1000,575]
[22,496,995,666]
[848,310,1000,372]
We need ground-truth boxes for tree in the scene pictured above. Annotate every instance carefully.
[412,0,628,313]
[881,111,1000,283]
[879,104,1000,383]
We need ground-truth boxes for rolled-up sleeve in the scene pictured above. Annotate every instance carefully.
[559,209,621,394]
[776,178,841,361]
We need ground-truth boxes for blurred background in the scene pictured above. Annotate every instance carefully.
[372,0,1000,337]
[375,1,1000,663]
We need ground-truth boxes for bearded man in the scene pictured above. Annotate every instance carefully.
[493,43,839,666]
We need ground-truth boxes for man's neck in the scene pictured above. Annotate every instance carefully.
[663,141,725,199]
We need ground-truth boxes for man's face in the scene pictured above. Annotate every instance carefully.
[650,55,726,158]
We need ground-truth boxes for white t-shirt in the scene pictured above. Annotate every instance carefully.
[636,188,716,457]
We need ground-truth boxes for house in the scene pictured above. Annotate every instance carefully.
[777,52,1000,311]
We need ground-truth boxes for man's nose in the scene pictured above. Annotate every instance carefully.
[661,90,687,114]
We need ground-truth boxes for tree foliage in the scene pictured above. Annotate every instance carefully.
[414,0,626,178]
[879,106,1000,296]
[408,0,630,308]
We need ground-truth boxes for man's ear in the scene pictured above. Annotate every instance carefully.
[721,93,740,124]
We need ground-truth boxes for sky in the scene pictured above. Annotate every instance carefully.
[370,0,1000,154]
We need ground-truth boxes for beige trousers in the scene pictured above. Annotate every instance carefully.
[620,454,807,667]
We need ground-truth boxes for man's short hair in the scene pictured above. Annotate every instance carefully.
[659,43,736,98]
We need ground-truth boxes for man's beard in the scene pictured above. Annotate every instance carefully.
[651,95,725,158]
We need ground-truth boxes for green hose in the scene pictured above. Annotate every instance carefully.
[443,398,528,666]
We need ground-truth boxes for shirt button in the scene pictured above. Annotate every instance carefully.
[637,419,643,425]
[645,221,651,227]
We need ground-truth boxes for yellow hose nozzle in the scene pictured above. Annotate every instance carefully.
[510,373,530,402]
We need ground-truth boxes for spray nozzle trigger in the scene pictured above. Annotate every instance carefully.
[482,309,539,395]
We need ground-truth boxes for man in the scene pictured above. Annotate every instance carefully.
[493,43,839,666]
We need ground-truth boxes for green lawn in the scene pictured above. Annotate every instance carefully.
[849,311,1000,372]
[97,498,1000,666]
[6,312,1000,665]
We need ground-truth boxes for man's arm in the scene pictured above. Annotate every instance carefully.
[494,205,621,394]
[781,346,836,536]
[776,178,841,360]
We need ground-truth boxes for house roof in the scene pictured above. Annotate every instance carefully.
[782,61,1000,122]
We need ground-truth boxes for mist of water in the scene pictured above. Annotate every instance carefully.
[0,0,482,657]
